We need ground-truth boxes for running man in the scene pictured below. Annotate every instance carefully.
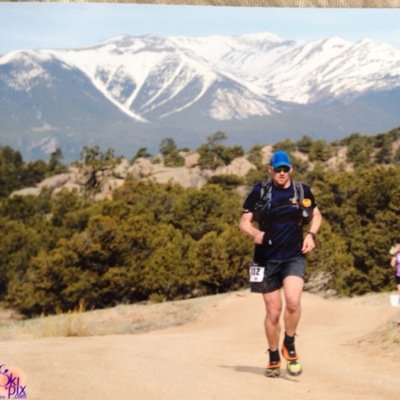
[239,150,322,377]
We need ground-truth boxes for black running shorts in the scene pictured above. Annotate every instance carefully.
[250,256,305,293]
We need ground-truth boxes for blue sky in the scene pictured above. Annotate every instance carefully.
[1,3,400,54]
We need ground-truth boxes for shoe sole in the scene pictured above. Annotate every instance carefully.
[265,368,281,378]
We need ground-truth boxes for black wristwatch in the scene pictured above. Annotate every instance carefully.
[307,231,316,239]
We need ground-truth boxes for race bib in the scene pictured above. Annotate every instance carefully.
[249,264,265,283]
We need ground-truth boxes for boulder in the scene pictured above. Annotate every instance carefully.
[149,166,207,188]
[128,158,155,178]
[53,182,82,195]
[37,173,73,190]
[213,157,255,177]
[113,159,130,179]
[261,145,273,163]
[11,187,41,197]
[184,152,200,168]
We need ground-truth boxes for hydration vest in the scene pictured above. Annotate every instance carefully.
[252,179,312,226]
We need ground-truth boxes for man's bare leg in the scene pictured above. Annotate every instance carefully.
[283,275,304,337]
[281,275,304,375]
[262,290,282,350]
[262,290,282,376]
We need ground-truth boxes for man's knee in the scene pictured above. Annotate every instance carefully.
[266,305,282,324]
[285,297,301,313]
[263,291,282,323]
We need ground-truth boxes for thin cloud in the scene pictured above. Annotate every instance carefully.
[1,4,400,54]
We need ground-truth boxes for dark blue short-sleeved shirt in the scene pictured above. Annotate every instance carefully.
[243,180,316,262]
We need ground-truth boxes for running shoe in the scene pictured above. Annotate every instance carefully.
[286,360,302,376]
[265,359,281,377]
[281,342,299,361]
[282,342,302,375]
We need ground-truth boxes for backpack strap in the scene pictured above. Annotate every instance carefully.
[261,179,273,212]
[294,181,313,224]
[293,180,304,205]
[252,179,271,222]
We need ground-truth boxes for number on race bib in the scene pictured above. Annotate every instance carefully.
[249,265,265,283]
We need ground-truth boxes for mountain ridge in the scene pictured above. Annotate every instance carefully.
[1,33,400,161]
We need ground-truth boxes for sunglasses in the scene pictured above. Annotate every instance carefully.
[273,166,290,173]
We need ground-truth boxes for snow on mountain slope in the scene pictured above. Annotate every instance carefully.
[172,35,400,104]
[48,35,277,122]
[1,33,400,162]
[1,33,400,124]
[0,50,54,91]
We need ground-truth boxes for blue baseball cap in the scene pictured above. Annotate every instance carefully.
[270,151,292,168]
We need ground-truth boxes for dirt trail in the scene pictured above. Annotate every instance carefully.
[1,291,399,400]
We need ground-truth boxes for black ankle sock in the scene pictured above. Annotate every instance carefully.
[284,333,295,346]
[268,349,280,363]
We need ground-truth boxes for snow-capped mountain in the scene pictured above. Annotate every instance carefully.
[50,35,280,121]
[1,33,400,161]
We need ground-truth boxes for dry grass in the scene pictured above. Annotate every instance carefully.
[2,291,399,350]
[355,317,400,359]
[0,292,230,341]
[346,292,400,358]
[380,319,400,346]
[372,294,400,356]
[0,300,88,340]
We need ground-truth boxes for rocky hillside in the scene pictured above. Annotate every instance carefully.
[10,145,353,201]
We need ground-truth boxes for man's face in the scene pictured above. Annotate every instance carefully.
[269,165,292,188]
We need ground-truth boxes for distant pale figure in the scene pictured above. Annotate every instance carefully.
[389,239,400,306]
